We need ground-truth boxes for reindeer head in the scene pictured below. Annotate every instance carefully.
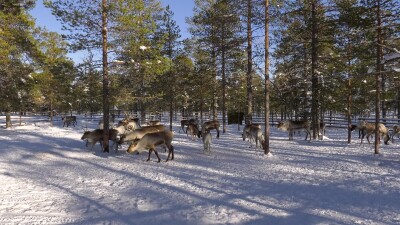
[127,139,141,154]
[277,121,289,131]
[81,131,91,140]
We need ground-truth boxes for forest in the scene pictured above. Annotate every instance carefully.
[1,0,399,152]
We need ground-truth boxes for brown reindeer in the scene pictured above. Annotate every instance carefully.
[62,116,77,127]
[242,124,262,141]
[179,118,198,133]
[127,130,174,162]
[81,129,119,152]
[200,120,220,138]
[358,120,389,145]
[187,123,200,141]
[390,125,400,143]
[118,125,166,146]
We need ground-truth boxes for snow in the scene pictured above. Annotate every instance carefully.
[383,53,400,63]
[1,115,399,225]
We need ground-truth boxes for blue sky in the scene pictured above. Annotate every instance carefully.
[29,0,195,63]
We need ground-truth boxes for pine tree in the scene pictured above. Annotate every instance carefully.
[0,0,39,128]
[158,5,181,131]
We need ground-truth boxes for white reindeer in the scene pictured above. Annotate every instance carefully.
[277,120,311,141]
[118,118,140,132]
[202,131,212,154]
[127,130,174,162]
[248,126,265,150]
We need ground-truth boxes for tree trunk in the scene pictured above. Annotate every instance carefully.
[102,0,110,153]
[264,0,270,155]
[169,69,174,131]
[169,94,173,131]
[222,45,226,133]
[49,97,53,126]
[211,46,217,120]
[375,0,382,154]
[5,111,12,128]
[246,0,253,124]
[311,0,320,140]
[347,78,352,144]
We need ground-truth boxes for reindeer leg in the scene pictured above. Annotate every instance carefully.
[166,145,171,161]
[99,140,104,151]
[360,133,366,145]
[90,142,95,151]
[255,136,259,150]
[384,134,390,145]
[153,150,161,163]
[305,129,311,141]
[216,128,220,138]
[166,145,174,161]
[147,149,153,161]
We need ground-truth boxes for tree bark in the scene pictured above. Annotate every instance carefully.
[246,0,253,124]
[347,78,352,144]
[264,0,270,154]
[5,111,12,128]
[222,39,226,133]
[102,0,110,153]
[375,0,382,154]
[311,0,320,140]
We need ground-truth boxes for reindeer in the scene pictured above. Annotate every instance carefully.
[62,116,77,127]
[350,124,364,138]
[143,120,161,126]
[118,117,140,132]
[118,125,165,146]
[127,130,174,162]
[202,130,212,154]
[200,120,220,138]
[242,124,262,142]
[179,118,198,133]
[248,126,265,150]
[81,128,120,152]
[187,123,201,141]
[277,120,311,141]
[358,120,389,145]
[390,125,400,143]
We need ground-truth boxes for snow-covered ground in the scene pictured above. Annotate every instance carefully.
[0,115,399,225]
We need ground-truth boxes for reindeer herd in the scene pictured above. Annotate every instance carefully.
[276,118,394,145]
[79,115,221,162]
[78,114,398,163]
